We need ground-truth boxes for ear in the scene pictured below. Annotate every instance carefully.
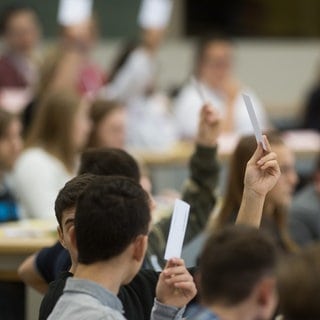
[132,235,148,263]
[255,276,278,317]
[57,226,67,249]
[69,226,77,254]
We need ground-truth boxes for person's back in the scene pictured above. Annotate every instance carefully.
[48,175,196,319]
[13,90,91,218]
[189,225,278,320]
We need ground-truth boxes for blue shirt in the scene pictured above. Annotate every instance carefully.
[187,304,219,320]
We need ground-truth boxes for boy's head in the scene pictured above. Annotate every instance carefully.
[55,174,96,263]
[199,225,278,320]
[79,148,140,183]
[277,244,320,320]
[73,176,151,283]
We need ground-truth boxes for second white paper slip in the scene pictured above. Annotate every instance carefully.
[164,199,190,260]
[242,93,267,150]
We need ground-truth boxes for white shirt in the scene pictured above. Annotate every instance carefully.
[103,47,156,103]
[173,81,269,139]
[12,147,74,219]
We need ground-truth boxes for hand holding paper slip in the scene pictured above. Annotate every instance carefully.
[242,94,267,150]
[164,199,190,260]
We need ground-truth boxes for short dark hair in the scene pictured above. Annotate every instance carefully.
[79,148,140,183]
[75,175,151,264]
[199,225,277,306]
[55,174,96,228]
[0,4,37,35]
[277,244,320,320]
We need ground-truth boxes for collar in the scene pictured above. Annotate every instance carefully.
[64,277,124,313]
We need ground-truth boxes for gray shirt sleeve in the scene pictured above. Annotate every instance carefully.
[151,299,186,320]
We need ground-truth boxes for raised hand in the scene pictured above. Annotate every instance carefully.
[244,135,281,197]
[196,104,221,147]
[156,258,197,308]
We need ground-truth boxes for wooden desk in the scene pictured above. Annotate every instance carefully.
[0,220,57,281]
[135,131,320,193]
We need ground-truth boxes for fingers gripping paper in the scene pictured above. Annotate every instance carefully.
[164,199,190,260]
[242,94,267,150]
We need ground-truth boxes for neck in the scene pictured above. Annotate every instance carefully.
[208,300,260,320]
[74,259,129,296]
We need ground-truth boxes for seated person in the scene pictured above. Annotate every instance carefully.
[189,225,278,320]
[40,140,279,319]
[0,110,22,222]
[19,104,222,289]
[48,175,197,319]
[0,4,40,90]
[289,156,320,245]
[277,244,320,319]
[40,174,160,320]
[174,35,269,139]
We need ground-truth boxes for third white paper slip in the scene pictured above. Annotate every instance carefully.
[164,199,190,260]
[242,93,267,150]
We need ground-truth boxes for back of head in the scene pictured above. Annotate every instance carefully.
[26,89,82,170]
[75,175,151,264]
[277,244,320,320]
[78,148,140,183]
[55,173,97,228]
[199,225,277,306]
[217,132,284,227]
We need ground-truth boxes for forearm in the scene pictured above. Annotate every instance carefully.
[236,189,266,228]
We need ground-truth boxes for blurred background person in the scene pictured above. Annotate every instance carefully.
[13,90,91,219]
[23,0,104,132]
[277,244,320,320]
[0,4,41,113]
[214,133,298,253]
[0,110,22,223]
[302,68,320,132]
[174,36,269,140]
[289,155,320,245]
[102,0,178,150]
[87,99,126,149]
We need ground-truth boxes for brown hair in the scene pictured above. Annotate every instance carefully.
[277,244,320,319]
[215,132,296,252]
[87,99,122,148]
[200,225,277,306]
[26,90,83,172]
[0,110,19,138]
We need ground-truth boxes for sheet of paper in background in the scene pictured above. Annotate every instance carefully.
[164,199,190,260]
[242,93,267,150]
[58,0,93,26]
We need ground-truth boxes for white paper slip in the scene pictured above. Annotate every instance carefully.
[164,199,190,260]
[58,0,93,26]
[191,77,207,104]
[242,94,267,150]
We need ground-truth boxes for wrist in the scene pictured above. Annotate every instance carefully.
[243,187,266,200]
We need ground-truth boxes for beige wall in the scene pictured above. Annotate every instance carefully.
[93,39,320,119]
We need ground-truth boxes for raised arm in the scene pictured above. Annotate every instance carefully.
[236,136,281,227]
[147,105,221,268]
